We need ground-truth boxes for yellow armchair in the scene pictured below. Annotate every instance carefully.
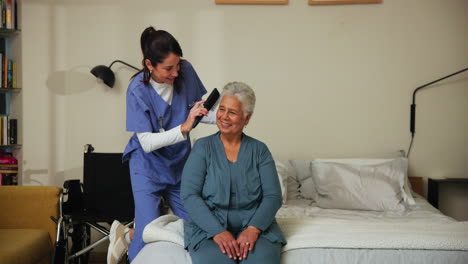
[0,186,61,264]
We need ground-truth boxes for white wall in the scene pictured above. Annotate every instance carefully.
[21,0,468,214]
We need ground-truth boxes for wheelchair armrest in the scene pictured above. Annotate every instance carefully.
[63,179,81,189]
[62,179,84,215]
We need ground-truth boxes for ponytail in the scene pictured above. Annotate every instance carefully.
[132,26,184,92]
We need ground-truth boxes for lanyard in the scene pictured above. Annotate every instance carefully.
[158,117,165,133]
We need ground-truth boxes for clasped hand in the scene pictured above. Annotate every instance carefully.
[213,226,260,260]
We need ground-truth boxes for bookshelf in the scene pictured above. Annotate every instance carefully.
[0,0,21,186]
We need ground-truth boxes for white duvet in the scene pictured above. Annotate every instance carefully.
[142,196,468,253]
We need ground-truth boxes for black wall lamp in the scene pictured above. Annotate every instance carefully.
[407,67,468,157]
[91,60,140,88]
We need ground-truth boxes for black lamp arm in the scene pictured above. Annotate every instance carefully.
[109,60,140,71]
[410,67,468,136]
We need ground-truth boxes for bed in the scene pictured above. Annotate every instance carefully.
[133,158,468,264]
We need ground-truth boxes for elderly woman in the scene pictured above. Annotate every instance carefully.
[181,82,286,264]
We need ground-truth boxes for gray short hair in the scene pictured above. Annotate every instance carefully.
[221,82,256,116]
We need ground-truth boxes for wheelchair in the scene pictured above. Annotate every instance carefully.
[51,144,135,264]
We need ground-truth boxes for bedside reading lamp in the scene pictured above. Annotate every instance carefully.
[407,67,468,157]
[91,60,139,88]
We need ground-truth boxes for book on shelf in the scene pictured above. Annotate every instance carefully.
[0,93,6,115]
[0,38,4,87]
[0,163,17,173]
[0,173,17,185]
[1,0,5,29]
[9,118,16,144]
[0,38,16,89]
[0,56,15,88]
[0,116,2,144]
[5,0,11,29]
[7,58,11,87]
[5,115,8,144]
[0,116,15,145]
[12,60,15,87]
[3,55,7,87]
[0,154,18,185]
[2,115,7,145]
[0,93,10,115]
[13,0,16,29]
[0,0,17,30]
[0,53,3,86]
[0,150,17,163]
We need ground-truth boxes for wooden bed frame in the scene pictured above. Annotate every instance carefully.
[409,176,424,197]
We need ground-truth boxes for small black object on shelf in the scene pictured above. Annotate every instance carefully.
[427,178,468,209]
[90,60,139,88]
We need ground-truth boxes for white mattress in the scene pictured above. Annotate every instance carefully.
[281,248,468,264]
[132,195,468,264]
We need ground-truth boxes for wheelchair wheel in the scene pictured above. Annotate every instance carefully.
[70,223,91,264]
[51,239,68,264]
[50,217,70,264]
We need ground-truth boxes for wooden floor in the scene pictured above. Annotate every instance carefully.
[88,252,106,264]
[88,252,128,264]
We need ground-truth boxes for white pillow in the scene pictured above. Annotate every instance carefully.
[311,158,414,212]
[274,159,290,204]
[286,168,301,201]
[289,160,316,200]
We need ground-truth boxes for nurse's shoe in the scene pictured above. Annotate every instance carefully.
[107,220,129,264]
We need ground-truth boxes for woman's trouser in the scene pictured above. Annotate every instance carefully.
[189,208,281,264]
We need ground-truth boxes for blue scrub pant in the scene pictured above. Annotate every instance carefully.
[128,172,188,261]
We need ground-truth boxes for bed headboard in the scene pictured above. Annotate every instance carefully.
[408,176,424,197]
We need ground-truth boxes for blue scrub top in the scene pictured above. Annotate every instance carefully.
[123,60,207,185]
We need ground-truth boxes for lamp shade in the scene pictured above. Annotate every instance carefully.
[91,65,115,88]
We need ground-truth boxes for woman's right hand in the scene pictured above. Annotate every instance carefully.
[213,231,240,260]
[180,100,208,134]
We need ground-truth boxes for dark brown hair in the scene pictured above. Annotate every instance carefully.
[132,26,184,93]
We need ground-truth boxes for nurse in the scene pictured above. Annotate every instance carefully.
[123,26,214,261]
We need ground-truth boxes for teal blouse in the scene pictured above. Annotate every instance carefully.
[181,132,286,250]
